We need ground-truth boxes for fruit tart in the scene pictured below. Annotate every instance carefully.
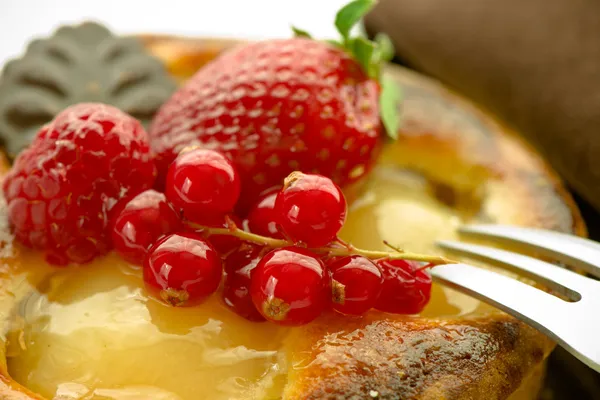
[0,2,586,399]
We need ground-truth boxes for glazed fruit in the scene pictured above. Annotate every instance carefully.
[0,1,450,332]
[275,172,347,247]
[329,255,383,315]
[375,259,433,314]
[250,246,329,325]
[222,243,266,321]
[149,1,400,209]
[149,38,381,208]
[143,232,222,306]
[246,189,283,239]
[111,189,182,265]
[223,274,266,322]
[165,148,241,221]
[223,242,263,276]
[2,103,156,265]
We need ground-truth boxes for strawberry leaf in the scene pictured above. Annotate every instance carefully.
[335,0,377,42]
[375,33,395,62]
[379,76,402,139]
[292,0,402,141]
[350,37,378,78]
[292,26,313,39]
[327,39,344,48]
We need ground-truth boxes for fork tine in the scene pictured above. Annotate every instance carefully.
[431,263,567,334]
[437,240,588,299]
[458,224,600,278]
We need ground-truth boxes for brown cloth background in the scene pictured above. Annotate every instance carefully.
[365,0,600,215]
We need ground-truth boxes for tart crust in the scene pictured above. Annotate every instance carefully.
[0,36,586,400]
[282,313,551,400]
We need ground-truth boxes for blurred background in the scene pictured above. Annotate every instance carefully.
[0,0,350,62]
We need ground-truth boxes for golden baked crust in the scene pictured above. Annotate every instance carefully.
[384,65,584,235]
[283,313,551,400]
[0,36,586,400]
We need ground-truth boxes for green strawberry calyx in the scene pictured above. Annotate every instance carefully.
[292,0,401,139]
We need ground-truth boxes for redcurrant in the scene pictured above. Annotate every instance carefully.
[223,274,266,322]
[247,189,283,239]
[375,259,432,314]
[222,243,266,322]
[329,256,383,315]
[165,149,241,221]
[250,246,329,326]
[143,232,222,306]
[275,172,346,247]
[111,190,182,265]
[224,242,263,276]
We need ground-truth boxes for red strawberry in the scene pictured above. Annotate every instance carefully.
[2,103,157,265]
[149,0,399,210]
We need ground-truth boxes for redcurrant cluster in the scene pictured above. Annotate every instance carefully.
[110,148,446,326]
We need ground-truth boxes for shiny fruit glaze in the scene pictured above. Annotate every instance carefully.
[6,252,287,400]
[165,148,241,221]
[375,259,432,314]
[275,172,347,247]
[143,233,223,306]
[5,144,489,399]
[250,247,329,325]
[111,189,182,265]
[222,243,266,322]
[329,255,383,315]
[223,274,266,323]
[246,190,284,239]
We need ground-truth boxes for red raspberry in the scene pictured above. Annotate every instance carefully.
[149,38,382,210]
[2,103,157,265]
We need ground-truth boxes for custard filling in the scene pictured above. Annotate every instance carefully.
[5,143,492,399]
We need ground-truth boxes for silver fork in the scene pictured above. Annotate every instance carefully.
[434,224,600,373]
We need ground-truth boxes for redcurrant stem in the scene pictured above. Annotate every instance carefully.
[383,240,404,253]
[186,222,455,266]
[415,263,435,273]
[333,237,353,251]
